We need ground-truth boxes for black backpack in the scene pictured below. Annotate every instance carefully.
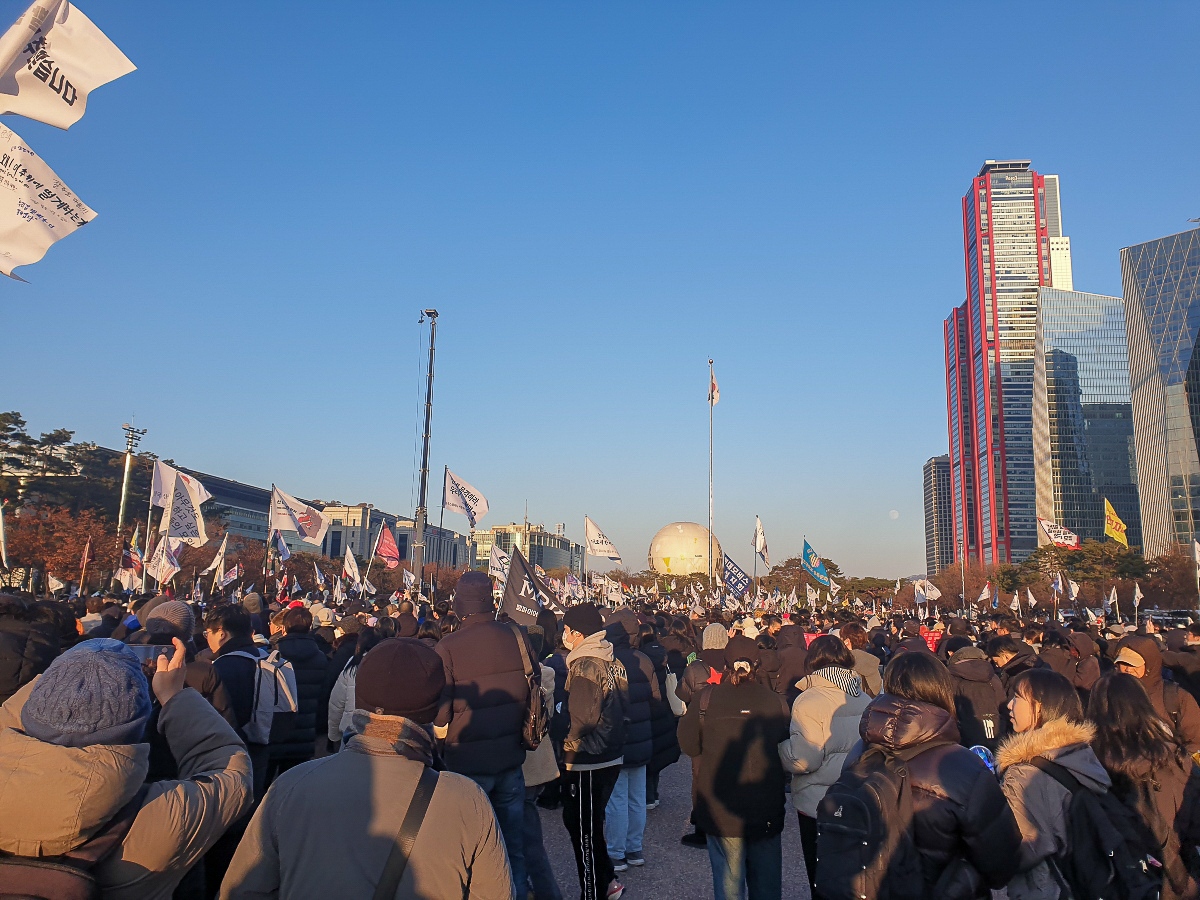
[0,786,147,900]
[814,741,952,900]
[1030,757,1164,900]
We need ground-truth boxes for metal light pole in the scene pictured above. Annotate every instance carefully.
[114,424,146,587]
[411,310,438,594]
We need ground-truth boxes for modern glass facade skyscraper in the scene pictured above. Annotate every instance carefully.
[923,455,954,575]
[944,161,1072,565]
[1121,228,1200,558]
[1033,288,1141,548]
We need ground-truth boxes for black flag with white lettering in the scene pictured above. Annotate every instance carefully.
[501,547,563,625]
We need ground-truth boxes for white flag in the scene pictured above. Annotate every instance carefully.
[342,546,360,585]
[443,469,488,528]
[1010,592,1020,612]
[163,469,210,547]
[1026,588,1037,609]
[1067,579,1081,602]
[201,533,228,575]
[977,582,991,604]
[1104,586,1115,614]
[402,568,416,589]
[829,578,841,597]
[488,543,510,582]
[0,121,93,279]
[584,516,622,563]
[805,583,818,605]
[332,577,344,603]
[363,577,377,596]
[151,461,212,508]
[1133,582,1143,608]
[269,486,328,546]
[752,516,769,568]
[46,572,64,592]
[146,536,182,584]
[0,0,135,130]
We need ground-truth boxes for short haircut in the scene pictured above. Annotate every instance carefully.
[282,606,313,634]
[203,603,253,638]
[882,652,955,715]
[986,635,1022,658]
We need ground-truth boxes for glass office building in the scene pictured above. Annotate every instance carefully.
[923,455,955,575]
[1033,288,1141,548]
[1121,228,1200,557]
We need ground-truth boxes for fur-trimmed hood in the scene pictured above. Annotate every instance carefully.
[996,717,1110,791]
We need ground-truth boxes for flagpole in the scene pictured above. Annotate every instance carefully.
[140,488,154,594]
[582,516,588,605]
[708,358,714,592]
[436,468,447,595]
[411,309,439,594]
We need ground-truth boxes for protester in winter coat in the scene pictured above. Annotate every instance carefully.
[325,625,381,747]
[521,626,564,900]
[772,624,810,705]
[1115,634,1200,757]
[221,638,513,900]
[636,622,680,810]
[661,616,698,679]
[603,608,660,872]
[0,591,67,703]
[778,635,872,892]
[679,635,790,900]
[677,623,729,705]
[988,635,1045,691]
[434,571,533,894]
[1067,631,1102,701]
[268,606,329,779]
[947,644,1010,752]
[854,652,1022,899]
[838,621,883,697]
[1088,672,1200,900]
[996,669,1111,900]
[561,602,627,900]
[0,638,253,900]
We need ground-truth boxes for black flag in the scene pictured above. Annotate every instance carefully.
[501,547,563,625]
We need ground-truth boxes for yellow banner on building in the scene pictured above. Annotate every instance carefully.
[1104,498,1128,547]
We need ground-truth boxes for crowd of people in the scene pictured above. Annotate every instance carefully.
[3,577,1200,900]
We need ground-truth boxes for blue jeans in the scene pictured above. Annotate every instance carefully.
[604,765,647,858]
[470,766,526,897]
[525,785,563,900]
[705,832,783,900]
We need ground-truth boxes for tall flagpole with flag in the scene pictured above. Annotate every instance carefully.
[708,359,717,590]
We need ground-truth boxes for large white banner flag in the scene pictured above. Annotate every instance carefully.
[0,122,92,277]
[163,469,210,546]
[269,486,328,546]
[342,546,360,585]
[201,532,227,575]
[146,535,182,584]
[151,461,212,508]
[584,516,622,563]
[753,516,769,568]
[443,469,488,528]
[488,543,510,583]
[0,0,135,130]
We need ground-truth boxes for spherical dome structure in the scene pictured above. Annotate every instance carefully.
[647,522,723,576]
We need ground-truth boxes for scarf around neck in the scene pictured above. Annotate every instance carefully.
[814,666,862,697]
[344,710,442,769]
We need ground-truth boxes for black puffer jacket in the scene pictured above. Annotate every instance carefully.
[563,631,626,770]
[637,637,680,774]
[947,647,1008,752]
[606,611,658,769]
[996,642,1044,691]
[772,626,809,705]
[859,695,1021,899]
[434,614,531,776]
[270,631,330,760]
[0,597,64,703]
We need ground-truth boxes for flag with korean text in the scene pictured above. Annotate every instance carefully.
[269,486,328,546]
[1104,498,1128,547]
[1037,517,1080,548]
[723,553,751,599]
[146,535,182,584]
[501,547,561,626]
[0,0,135,130]
[217,563,241,590]
[488,544,510,583]
[585,516,622,563]
[801,540,830,588]
[443,469,488,528]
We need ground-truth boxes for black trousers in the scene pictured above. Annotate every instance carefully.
[562,766,620,900]
[797,811,818,890]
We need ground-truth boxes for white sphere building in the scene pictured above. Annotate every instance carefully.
[647,522,722,576]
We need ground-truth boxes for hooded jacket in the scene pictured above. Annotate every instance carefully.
[270,631,330,760]
[772,625,809,705]
[0,680,252,900]
[948,646,1009,751]
[858,695,1022,899]
[997,718,1110,900]
[997,642,1045,690]
[563,630,626,770]
[605,609,660,769]
[220,711,513,900]
[636,636,681,773]
[778,668,872,816]
[1119,634,1200,756]
[0,598,64,704]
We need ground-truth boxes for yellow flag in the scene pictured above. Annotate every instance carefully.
[1104,498,1128,547]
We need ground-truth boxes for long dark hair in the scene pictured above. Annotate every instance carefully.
[348,626,382,672]
[882,651,955,715]
[635,622,657,650]
[668,616,697,652]
[1088,672,1187,778]
[1010,668,1083,727]
[806,634,856,674]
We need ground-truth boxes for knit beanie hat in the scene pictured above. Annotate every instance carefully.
[702,623,730,650]
[563,602,605,638]
[242,592,263,615]
[453,571,494,617]
[144,600,195,639]
[22,638,153,747]
[355,638,445,724]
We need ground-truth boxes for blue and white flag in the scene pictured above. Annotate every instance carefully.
[723,554,751,599]
[801,540,830,588]
[1051,572,1063,594]
[273,530,291,561]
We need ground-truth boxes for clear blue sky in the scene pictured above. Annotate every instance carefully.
[5,1,1198,577]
